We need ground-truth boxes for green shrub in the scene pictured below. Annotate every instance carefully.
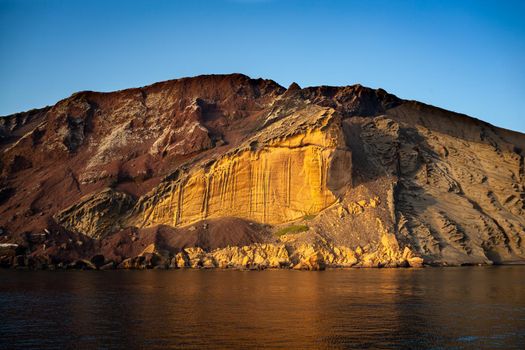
[274,224,309,237]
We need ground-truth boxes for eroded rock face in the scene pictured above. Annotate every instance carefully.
[0,73,524,269]
[54,188,135,239]
[131,106,352,227]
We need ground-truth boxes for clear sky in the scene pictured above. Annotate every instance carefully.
[1,0,524,132]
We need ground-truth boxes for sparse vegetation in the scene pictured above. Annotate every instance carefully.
[302,214,316,221]
[274,224,309,237]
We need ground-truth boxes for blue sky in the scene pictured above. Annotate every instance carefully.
[1,0,524,132]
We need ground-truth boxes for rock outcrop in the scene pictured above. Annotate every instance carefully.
[0,73,524,269]
[54,188,135,239]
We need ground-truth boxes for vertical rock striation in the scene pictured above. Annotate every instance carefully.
[131,106,352,227]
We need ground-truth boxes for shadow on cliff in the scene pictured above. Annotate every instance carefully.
[341,116,446,256]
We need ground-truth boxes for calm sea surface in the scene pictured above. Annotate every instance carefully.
[1,267,524,349]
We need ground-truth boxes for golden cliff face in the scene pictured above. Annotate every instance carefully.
[131,107,352,227]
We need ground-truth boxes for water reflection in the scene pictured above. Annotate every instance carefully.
[1,267,524,349]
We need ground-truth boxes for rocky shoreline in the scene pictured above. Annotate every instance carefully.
[0,240,426,271]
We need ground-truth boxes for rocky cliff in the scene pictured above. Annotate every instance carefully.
[1,74,524,270]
